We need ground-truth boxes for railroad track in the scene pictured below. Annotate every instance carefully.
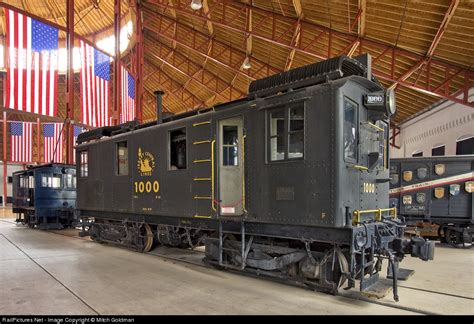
[2,220,472,315]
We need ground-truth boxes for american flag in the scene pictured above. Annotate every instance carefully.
[4,9,58,117]
[72,125,84,163]
[10,122,33,163]
[121,65,136,123]
[80,40,110,127]
[43,123,64,163]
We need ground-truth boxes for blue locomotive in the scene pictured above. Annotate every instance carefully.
[12,163,77,229]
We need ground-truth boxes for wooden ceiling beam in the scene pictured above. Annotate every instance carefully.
[284,0,303,71]
[146,0,473,107]
[144,57,206,110]
[145,32,246,98]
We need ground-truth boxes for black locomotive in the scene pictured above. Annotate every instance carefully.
[76,55,434,301]
[390,155,474,247]
[12,163,77,229]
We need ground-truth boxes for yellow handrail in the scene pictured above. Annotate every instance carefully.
[211,140,217,212]
[352,207,397,226]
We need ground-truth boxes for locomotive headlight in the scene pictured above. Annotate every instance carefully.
[364,89,396,119]
[386,88,396,117]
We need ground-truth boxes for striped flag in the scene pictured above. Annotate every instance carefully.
[72,125,84,163]
[80,40,110,128]
[10,122,33,163]
[121,65,136,123]
[43,123,63,163]
[4,9,58,117]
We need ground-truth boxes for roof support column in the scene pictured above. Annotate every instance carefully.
[66,0,74,164]
[113,0,121,126]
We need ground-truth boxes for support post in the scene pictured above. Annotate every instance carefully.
[113,0,122,126]
[37,118,41,163]
[66,0,75,164]
[3,111,7,207]
[135,0,144,122]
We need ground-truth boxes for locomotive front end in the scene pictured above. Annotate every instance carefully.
[339,76,434,300]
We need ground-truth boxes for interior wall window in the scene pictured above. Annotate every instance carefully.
[116,142,129,176]
[456,136,474,155]
[343,98,358,162]
[80,151,88,177]
[432,145,445,156]
[412,151,423,157]
[169,128,187,170]
[223,126,239,166]
[269,109,285,161]
[288,105,304,159]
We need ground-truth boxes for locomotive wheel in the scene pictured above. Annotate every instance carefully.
[141,224,154,253]
[445,229,472,249]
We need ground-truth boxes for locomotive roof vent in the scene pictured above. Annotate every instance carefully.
[248,54,380,99]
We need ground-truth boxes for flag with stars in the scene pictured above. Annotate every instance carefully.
[80,40,110,127]
[4,9,58,117]
[73,125,84,163]
[43,123,64,163]
[10,122,33,163]
[121,65,136,123]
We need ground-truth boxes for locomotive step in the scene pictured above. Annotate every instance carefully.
[387,267,415,281]
[361,278,393,299]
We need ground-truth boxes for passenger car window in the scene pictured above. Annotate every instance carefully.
[80,151,88,177]
[116,141,129,176]
[343,98,357,162]
[223,126,239,166]
[41,175,50,187]
[169,128,187,170]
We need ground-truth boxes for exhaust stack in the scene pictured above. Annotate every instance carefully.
[154,90,164,124]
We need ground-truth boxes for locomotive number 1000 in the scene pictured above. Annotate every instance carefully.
[134,181,160,193]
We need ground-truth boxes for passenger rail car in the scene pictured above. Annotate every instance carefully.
[13,163,77,229]
[76,55,434,301]
[390,156,474,247]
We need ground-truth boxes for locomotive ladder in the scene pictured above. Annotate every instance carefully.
[217,218,253,270]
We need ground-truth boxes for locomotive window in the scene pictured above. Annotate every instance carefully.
[288,106,304,159]
[223,126,239,166]
[41,175,50,187]
[376,121,388,168]
[20,175,28,188]
[269,109,285,161]
[28,176,34,189]
[343,98,358,162]
[80,151,88,177]
[116,141,129,176]
[52,174,62,188]
[169,128,187,170]
[65,174,76,189]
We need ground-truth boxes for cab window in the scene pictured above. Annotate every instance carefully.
[116,141,129,176]
[343,98,358,162]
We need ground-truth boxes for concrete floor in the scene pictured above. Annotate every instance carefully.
[0,208,472,315]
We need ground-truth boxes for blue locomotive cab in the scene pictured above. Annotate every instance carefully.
[13,164,77,229]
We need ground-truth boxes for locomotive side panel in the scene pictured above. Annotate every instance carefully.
[245,85,335,227]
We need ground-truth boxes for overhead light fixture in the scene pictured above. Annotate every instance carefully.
[190,0,202,10]
[242,56,251,70]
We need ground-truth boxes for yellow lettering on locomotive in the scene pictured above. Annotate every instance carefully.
[363,182,375,193]
[137,148,155,176]
[134,180,160,194]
